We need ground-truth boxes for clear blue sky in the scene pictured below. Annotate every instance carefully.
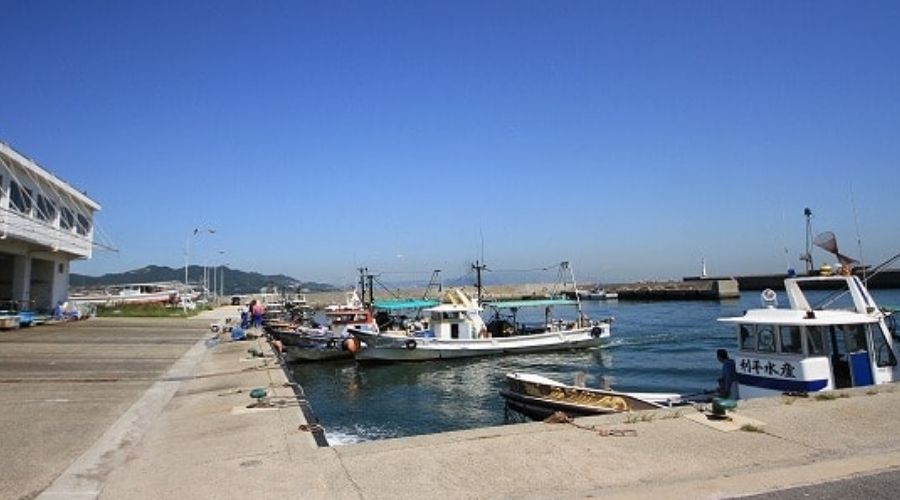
[2,1,898,287]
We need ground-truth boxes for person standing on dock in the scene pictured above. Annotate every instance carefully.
[251,301,264,328]
[717,349,738,399]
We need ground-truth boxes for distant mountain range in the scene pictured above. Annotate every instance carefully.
[70,265,339,294]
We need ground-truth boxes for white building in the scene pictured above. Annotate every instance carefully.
[0,141,100,312]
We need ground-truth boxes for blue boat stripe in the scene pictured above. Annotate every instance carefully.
[737,373,829,392]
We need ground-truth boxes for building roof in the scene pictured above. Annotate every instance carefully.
[0,140,101,211]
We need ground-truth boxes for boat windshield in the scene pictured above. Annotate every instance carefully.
[739,322,873,357]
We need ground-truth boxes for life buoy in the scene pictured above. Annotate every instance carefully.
[343,336,361,353]
[591,326,604,338]
[405,339,417,350]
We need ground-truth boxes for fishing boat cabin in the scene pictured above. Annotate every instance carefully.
[719,275,899,399]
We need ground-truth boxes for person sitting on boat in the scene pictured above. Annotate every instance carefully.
[716,349,738,399]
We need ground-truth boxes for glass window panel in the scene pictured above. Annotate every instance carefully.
[60,207,74,230]
[780,325,802,353]
[869,324,897,367]
[806,326,826,355]
[76,213,91,236]
[757,326,776,352]
[740,325,756,351]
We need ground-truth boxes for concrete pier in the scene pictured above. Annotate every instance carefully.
[4,312,900,499]
[611,278,740,301]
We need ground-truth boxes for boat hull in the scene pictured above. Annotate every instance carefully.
[269,328,352,362]
[500,373,665,420]
[352,326,608,362]
[282,345,351,362]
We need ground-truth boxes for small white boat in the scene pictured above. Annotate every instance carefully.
[350,288,611,362]
[719,272,900,399]
[577,288,618,300]
[500,372,682,420]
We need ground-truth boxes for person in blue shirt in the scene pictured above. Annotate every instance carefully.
[717,349,738,399]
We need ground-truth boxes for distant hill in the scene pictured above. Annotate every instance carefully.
[70,265,338,294]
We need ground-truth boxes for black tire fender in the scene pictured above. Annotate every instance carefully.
[405,339,417,350]
[591,326,603,338]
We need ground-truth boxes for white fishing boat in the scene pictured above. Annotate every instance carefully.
[350,288,611,362]
[68,282,179,306]
[270,291,378,362]
[718,233,900,399]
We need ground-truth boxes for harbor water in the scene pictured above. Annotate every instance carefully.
[288,289,900,445]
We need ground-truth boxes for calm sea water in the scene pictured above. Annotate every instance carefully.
[288,289,900,445]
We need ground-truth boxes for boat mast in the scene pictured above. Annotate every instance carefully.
[560,261,585,325]
[357,267,371,309]
[800,208,814,274]
[472,261,487,304]
[423,269,442,299]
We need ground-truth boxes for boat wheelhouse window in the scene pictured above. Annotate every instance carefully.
[739,325,756,351]
[805,326,827,355]
[779,326,802,354]
[836,324,867,353]
[869,324,897,367]
[757,326,776,352]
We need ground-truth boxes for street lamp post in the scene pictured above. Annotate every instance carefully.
[184,227,216,290]
[221,263,230,299]
[217,251,226,302]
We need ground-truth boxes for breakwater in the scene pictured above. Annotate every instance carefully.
[686,268,900,291]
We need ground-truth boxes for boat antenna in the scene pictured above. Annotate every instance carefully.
[800,208,814,274]
[850,184,866,282]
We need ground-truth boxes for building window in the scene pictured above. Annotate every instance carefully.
[9,181,33,214]
[60,207,74,230]
[58,263,65,274]
[76,213,91,236]
[36,194,57,222]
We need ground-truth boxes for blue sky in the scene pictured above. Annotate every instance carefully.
[2,1,898,287]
